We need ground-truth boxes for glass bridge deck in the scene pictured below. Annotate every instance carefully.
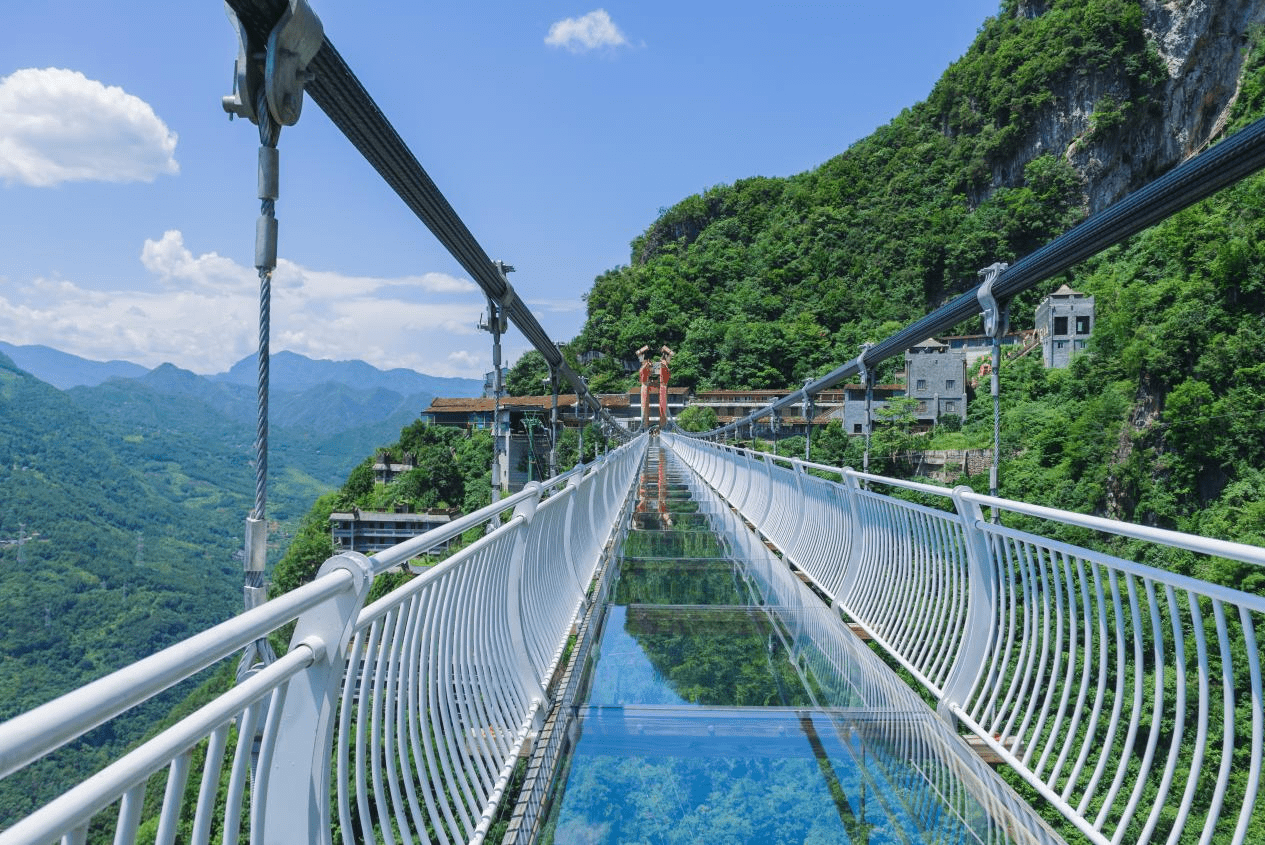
[536,442,1060,844]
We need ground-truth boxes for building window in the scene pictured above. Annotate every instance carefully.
[1054,316,1069,335]
[916,401,928,413]
[916,378,927,391]
[945,379,955,391]
[1076,315,1091,334]
[1055,340,1068,349]
[1074,339,1087,349]
[853,423,863,434]
[944,401,956,412]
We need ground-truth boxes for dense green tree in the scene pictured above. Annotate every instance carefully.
[675,405,718,433]
[505,350,550,396]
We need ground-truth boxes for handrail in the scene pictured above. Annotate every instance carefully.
[0,437,646,845]
[0,566,355,780]
[960,488,1265,569]
[223,0,626,434]
[664,433,1265,845]
[369,461,583,572]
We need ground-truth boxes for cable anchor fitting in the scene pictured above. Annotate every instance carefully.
[222,0,324,127]
[977,262,1010,339]
[853,342,875,386]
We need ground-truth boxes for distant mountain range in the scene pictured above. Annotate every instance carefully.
[0,342,148,389]
[0,341,482,397]
[0,344,483,820]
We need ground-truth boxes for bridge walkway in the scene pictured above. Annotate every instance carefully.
[533,438,1059,844]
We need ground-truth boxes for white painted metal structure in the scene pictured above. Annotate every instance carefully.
[0,439,645,845]
[4,428,1264,844]
[664,433,1265,845]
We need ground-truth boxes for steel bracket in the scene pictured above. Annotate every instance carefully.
[977,262,1010,339]
[222,0,324,127]
[852,342,875,386]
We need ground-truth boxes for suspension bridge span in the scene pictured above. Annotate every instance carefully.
[3,0,1265,842]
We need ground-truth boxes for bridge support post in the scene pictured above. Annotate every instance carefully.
[938,487,997,725]
[836,469,868,607]
[854,344,875,477]
[261,551,374,845]
[801,379,814,460]
[549,368,559,478]
[504,485,549,718]
[977,263,1010,516]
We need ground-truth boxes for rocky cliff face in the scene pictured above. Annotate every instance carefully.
[1004,0,1265,213]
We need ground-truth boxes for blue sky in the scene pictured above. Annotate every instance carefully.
[0,1,1001,378]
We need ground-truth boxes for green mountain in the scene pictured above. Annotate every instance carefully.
[212,350,481,398]
[571,0,1260,392]
[560,0,1265,547]
[0,353,246,824]
[0,341,148,389]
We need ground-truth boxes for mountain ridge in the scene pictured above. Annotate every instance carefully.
[0,342,482,399]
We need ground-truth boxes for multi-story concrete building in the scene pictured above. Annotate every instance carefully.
[1035,284,1095,368]
[329,507,462,556]
[827,384,903,435]
[904,338,968,427]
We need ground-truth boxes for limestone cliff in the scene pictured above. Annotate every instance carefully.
[1004,0,1265,213]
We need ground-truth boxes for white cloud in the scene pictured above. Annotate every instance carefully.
[545,10,629,53]
[0,68,179,187]
[446,350,483,370]
[527,297,585,314]
[0,231,492,378]
[141,230,253,293]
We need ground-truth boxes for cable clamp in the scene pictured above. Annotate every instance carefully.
[853,342,875,386]
[223,0,324,127]
[976,262,1010,339]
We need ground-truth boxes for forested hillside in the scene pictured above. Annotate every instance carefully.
[0,353,242,824]
[551,0,1265,548]
[572,0,1182,391]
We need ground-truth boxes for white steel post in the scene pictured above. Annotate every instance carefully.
[261,551,375,843]
[938,486,998,723]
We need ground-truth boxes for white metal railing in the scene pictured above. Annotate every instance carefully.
[663,433,1265,845]
[0,437,645,845]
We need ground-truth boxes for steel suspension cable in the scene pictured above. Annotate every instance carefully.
[224,0,618,433]
[700,114,1265,437]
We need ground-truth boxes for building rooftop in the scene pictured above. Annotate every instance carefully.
[425,393,632,414]
[1047,283,1088,298]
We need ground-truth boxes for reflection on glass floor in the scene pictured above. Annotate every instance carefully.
[539,441,1060,845]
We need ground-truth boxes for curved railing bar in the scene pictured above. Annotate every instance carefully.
[664,433,1265,845]
[0,437,646,845]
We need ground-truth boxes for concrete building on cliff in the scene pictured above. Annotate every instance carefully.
[1035,284,1094,368]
